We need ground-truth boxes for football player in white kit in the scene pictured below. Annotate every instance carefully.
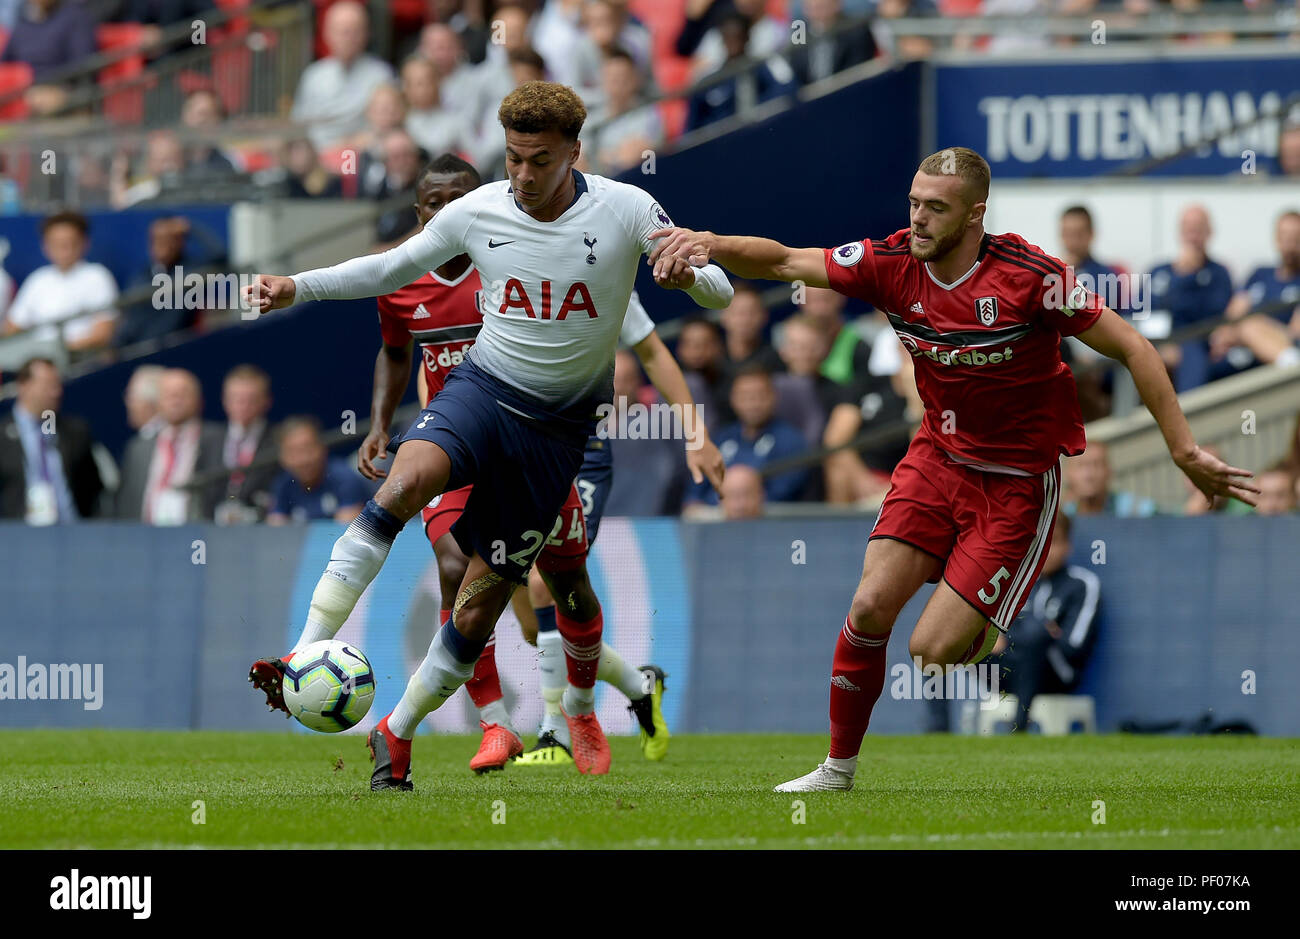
[245,82,732,788]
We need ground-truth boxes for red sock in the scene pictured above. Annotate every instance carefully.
[556,607,603,689]
[828,617,890,760]
[464,630,502,708]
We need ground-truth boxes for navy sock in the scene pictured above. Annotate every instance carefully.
[535,604,558,634]
[353,499,405,543]
[438,617,489,665]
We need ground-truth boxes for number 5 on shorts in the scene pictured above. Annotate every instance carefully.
[977,566,1011,604]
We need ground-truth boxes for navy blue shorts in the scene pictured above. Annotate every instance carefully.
[390,360,593,584]
[576,437,614,545]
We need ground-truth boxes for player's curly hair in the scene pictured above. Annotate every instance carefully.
[498,81,587,140]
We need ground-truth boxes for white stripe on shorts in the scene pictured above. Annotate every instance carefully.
[994,464,1060,630]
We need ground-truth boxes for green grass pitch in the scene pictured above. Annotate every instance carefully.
[2,730,1296,849]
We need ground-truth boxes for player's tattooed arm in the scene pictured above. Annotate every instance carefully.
[360,340,414,480]
[649,228,830,287]
[632,331,726,494]
[1078,306,1261,507]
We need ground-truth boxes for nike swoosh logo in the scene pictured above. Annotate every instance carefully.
[488,239,515,248]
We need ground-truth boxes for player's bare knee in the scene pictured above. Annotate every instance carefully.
[376,472,432,521]
[539,566,599,620]
[451,584,510,640]
[449,564,514,637]
[908,633,960,670]
[436,554,468,598]
[848,586,897,636]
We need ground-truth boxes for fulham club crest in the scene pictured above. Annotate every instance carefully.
[975,296,999,326]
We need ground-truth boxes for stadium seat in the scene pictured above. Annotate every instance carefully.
[96,23,150,125]
[1029,695,1097,736]
[939,0,985,14]
[974,695,1021,735]
[975,694,1098,735]
[629,0,691,93]
[0,62,32,122]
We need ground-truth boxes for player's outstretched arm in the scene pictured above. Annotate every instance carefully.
[1078,306,1261,508]
[649,228,829,287]
[632,330,725,494]
[243,219,460,312]
[359,339,414,480]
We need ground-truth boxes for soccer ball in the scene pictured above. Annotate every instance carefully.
[282,640,376,733]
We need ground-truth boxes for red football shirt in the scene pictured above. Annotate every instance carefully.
[376,266,484,402]
[824,229,1105,474]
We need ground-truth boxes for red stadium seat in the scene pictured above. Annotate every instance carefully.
[629,0,694,101]
[390,0,428,34]
[236,147,276,173]
[97,22,150,124]
[318,144,349,173]
[312,0,339,61]
[658,97,687,140]
[311,0,425,61]
[0,63,32,121]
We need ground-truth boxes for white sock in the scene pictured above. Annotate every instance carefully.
[825,754,857,776]
[290,621,333,654]
[563,682,596,716]
[597,642,647,700]
[479,698,511,729]
[537,630,568,742]
[389,629,475,739]
[291,521,392,652]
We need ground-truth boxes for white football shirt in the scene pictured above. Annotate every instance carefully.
[293,171,731,409]
[619,289,655,348]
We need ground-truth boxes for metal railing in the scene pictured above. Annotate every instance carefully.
[881,9,1300,46]
[1090,360,1300,510]
[0,2,312,123]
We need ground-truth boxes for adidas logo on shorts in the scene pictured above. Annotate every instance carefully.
[830,675,861,692]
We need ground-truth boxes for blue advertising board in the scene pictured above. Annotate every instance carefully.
[932,52,1300,178]
[1,516,1297,736]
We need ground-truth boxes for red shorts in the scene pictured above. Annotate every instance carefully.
[869,432,1061,630]
[421,485,473,546]
[420,483,588,572]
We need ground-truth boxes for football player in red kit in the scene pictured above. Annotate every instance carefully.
[649,146,1259,792]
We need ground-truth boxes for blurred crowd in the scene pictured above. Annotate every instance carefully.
[1056,203,1300,419]
[5,263,1299,525]
[1,1,1299,524]
[2,195,1300,521]
[0,208,226,360]
[5,0,1297,212]
[0,356,379,524]
[608,269,1300,520]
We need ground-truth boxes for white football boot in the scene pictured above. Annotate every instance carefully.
[774,762,855,792]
